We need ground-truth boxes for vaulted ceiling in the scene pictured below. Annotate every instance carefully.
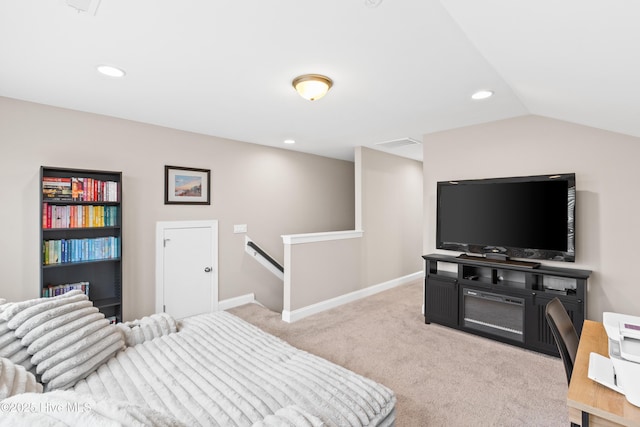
[1,0,638,161]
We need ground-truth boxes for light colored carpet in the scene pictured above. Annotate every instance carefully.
[229,281,569,427]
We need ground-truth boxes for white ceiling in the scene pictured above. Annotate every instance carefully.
[1,0,638,161]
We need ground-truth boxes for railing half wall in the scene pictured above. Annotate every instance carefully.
[282,230,363,322]
[281,230,420,322]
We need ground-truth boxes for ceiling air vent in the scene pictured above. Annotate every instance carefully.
[374,137,422,150]
[66,0,101,14]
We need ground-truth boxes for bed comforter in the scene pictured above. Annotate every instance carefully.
[71,311,396,426]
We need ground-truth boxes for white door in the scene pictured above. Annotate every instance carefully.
[156,220,218,320]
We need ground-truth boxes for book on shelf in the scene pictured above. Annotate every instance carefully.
[42,177,73,201]
[42,176,119,202]
[43,237,120,265]
[71,177,83,201]
[42,281,90,298]
[42,203,118,229]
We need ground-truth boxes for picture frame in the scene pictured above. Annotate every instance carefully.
[164,165,211,205]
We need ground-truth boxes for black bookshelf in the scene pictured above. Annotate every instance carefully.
[40,166,122,322]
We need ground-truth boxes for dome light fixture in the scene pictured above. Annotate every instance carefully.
[97,64,126,78]
[471,89,493,100]
[292,74,333,101]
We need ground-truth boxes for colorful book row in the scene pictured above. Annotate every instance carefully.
[43,237,120,265]
[42,281,90,298]
[43,176,119,202]
[42,203,118,229]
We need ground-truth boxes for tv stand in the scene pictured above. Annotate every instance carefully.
[457,253,541,269]
[423,253,590,356]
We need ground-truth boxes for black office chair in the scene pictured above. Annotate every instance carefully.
[545,297,580,385]
[546,299,583,427]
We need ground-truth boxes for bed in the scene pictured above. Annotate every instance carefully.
[0,291,396,426]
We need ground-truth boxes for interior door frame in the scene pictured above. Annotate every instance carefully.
[155,220,219,315]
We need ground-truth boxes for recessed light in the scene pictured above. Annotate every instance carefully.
[284,139,296,145]
[97,65,126,78]
[471,90,493,100]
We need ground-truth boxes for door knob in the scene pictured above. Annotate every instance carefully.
[204,267,212,273]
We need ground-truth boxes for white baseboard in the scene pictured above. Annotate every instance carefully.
[282,271,424,323]
[219,293,256,311]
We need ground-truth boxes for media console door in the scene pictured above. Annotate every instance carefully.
[524,293,583,355]
[424,276,458,327]
[422,254,589,357]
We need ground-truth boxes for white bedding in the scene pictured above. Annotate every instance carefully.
[0,390,186,427]
[71,311,396,426]
[0,390,325,427]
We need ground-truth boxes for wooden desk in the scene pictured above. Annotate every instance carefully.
[568,320,640,427]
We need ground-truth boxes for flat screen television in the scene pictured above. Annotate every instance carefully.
[436,173,576,262]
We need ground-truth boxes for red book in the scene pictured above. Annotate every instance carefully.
[43,203,51,229]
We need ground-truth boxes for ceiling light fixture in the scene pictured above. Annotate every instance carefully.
[284,139,296,144]
[471,90,493,100]
[97,65,126,78]
[292,74,333,101]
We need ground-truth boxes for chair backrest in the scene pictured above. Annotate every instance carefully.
[545,297,580,385]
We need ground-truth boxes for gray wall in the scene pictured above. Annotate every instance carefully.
[283,148,424,315]
[357,147,424,285]
[423,115,640,320]
[0,96,355,320]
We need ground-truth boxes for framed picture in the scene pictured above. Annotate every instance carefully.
[164,165,211,205]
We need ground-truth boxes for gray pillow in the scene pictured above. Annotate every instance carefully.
[0,291,124,391]
[0,356,43,399]
[0,300,33,371]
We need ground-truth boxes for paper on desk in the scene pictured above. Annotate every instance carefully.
[588,352,640,408]
[588,352,624,393]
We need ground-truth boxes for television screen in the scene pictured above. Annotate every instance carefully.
[436,173,576,262]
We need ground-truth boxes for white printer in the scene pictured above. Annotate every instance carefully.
[588,312,640,407]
